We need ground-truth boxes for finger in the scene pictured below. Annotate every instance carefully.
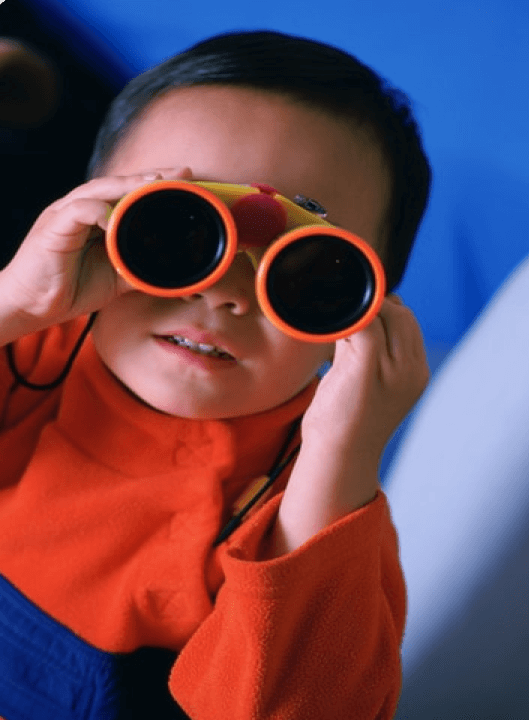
[336,297,404,365]
[56,167,194,206]
[119,166,193,180]
[359,296,404,361]
[336,312,386,367]
[45,167,194,243]
[376,297,423,363]
[119,166,193,182]
[31,197,113,253]
[386,293,403,305]
[384,300,427,362]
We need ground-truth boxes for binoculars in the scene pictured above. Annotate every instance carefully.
[106,180,386,343]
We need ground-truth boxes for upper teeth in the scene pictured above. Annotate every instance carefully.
[165,335,232,358]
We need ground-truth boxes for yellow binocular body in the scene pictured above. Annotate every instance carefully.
[106,180,386,343]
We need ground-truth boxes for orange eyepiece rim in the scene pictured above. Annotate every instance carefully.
[255,225,387,343]
[105,180,238,298]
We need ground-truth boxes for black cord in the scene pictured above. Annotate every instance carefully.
[6,311,98,390]
[214,417,302,545]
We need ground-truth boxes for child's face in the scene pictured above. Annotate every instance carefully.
[91,85,390,418]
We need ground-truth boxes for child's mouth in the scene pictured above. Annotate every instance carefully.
[158,335,235,360]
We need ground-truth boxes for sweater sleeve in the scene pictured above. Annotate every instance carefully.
[169,490,406,720]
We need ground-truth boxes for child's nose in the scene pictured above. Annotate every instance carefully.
[179,252,256,315]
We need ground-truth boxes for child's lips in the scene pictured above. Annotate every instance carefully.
[152,328,239,361]
[153,335,239,369]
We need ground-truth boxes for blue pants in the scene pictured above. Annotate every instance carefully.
[0,574,189,719]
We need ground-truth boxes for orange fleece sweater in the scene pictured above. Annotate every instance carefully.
[0,320,406,719]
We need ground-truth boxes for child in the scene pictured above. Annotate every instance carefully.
[0,30,430,720]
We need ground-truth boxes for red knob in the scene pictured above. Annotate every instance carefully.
[230,185,287,248]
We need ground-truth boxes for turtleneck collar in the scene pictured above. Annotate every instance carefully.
[56,334,318,490]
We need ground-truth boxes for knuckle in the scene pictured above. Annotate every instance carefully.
[68,196,92,210]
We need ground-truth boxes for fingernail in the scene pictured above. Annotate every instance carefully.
[168,168,191,179]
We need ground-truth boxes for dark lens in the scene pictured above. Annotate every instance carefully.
[115,189,226,289]
[265,234,376,335]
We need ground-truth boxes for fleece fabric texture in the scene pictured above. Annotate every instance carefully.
[0,319,406,719]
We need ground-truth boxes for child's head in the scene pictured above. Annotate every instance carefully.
[87,30,431,419]
[89,30,431,291]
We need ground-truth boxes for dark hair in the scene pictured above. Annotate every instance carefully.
[87,30,431,290]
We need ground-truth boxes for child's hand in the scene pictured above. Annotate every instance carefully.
[0,167,192,335]
[303,294,429,463]
[272,295,429,555]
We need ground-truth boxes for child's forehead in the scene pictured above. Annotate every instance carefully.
[116,85,382,169]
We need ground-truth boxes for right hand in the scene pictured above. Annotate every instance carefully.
[0,167,192,329]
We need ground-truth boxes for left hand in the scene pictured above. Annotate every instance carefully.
[270,295,429,555]
[301,294,430,469]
